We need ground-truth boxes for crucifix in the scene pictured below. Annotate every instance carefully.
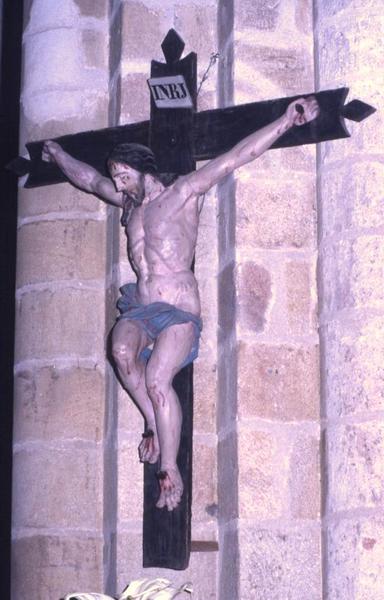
[9,29,375,571]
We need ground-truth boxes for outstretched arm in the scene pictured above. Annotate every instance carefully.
[184,96,319,195]
[42,141,123,207]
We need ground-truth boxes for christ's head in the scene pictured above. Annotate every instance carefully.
[108,161,145,204]
[107,143,158,205]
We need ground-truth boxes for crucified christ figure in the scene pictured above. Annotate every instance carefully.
[42,97,319,511]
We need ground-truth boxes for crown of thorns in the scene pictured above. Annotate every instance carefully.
[108,143,158,175]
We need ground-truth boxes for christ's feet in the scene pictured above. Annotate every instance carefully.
[138,429,160,464]
[156,467,183,511]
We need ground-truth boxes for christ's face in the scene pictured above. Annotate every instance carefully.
[108,161,145,204]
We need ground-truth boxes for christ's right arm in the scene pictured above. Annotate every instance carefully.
[42,141,123,207]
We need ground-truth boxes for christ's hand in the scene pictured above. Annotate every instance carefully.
[42,140,61,163]
[286,96,319,127]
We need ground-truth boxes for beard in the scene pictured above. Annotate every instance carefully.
[126,173,145,207]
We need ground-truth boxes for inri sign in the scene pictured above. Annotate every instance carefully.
[147,75,193,109]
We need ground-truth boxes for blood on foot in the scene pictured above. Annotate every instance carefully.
[156,468,183,511]
[138,429,160,464]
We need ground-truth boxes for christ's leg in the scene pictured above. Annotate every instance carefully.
[112,319,160,464]
[145,322,195,511]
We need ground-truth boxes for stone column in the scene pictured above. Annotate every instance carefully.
[315,1,384,597]
[217,1,322,598]
[113,2,219,597]
[12,1,111,598]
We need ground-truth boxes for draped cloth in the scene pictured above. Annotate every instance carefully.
[117,283,202,369]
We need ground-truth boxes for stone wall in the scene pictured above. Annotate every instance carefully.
[12,0,382,599]
[13,1,112,598]
[315,1,384,598]
[217,1,321,598]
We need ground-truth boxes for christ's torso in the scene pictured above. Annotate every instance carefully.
[125,183,201,315]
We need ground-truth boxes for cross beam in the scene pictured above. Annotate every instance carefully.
[7,90,375,188]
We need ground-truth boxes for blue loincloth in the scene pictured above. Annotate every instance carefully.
[117,283,202,368]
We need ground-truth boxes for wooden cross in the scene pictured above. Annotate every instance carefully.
[8,29,375,571]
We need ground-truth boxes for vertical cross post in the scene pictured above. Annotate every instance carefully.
[142,29,197,570]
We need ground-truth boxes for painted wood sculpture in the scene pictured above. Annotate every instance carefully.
[8,30,375,571]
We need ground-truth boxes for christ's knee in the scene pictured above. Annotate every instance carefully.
[112,340,136,376]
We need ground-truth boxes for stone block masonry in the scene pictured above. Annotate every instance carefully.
[13,1,111,598]
[217,1,321,598]
[315,0,384,598]
[12,0,382,598]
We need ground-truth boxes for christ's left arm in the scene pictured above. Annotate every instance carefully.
[184,96,319,196]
